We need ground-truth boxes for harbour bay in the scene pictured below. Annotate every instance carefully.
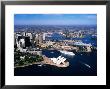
[14,32,97,76]
[14,50,97,76]
[14,14,97,76]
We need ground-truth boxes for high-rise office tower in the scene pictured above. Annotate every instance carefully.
[25,36,31,47]
[35,33,43,46]
[35,34,39,46]
[43,33,46,41]
[38,34,43,44]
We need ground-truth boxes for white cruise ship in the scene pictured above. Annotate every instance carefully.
[60,50,75,56]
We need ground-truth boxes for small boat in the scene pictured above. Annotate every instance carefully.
[50,52,54,53]
[84,63,91,68]
[38,64,43,67]
[79,61,91,68]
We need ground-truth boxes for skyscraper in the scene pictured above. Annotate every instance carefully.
[35,34,39,46]
[35,33,43,46]
[25,36,31,47]
[38,34,43,44]
[43,33,46,41]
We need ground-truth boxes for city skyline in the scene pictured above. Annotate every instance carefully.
[14,14,97,76]
[14,14,97,25]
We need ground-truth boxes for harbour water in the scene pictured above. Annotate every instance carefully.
[14,50,97,76]
[14,34,97,76]
[47,33,97,47]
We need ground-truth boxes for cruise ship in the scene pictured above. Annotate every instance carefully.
[59,50,75,56]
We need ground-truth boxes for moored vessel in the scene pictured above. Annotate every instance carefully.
[59,50,75,56]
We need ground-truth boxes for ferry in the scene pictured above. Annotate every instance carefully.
[84,63,91,68]
[59,50,75,56]
[38,64,42,67]
[80,61,91,68]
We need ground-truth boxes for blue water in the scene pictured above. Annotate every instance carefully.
[46,33,97,47]
[14,50,97,76]
[46,33,65,41]
[14,33,97,76]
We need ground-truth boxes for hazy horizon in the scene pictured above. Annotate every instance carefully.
[14,14,97,25]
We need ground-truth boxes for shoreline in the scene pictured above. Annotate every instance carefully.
[14,51,96,68]
[14,61,44,68]
[14,61,69,68]
[14,56,69,68]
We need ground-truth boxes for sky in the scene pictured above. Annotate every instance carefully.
[14,14,97,25]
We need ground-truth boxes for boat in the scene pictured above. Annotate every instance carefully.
[50,52,54,53]
[38,64,43,67]
[79,61,91,68]
[84,63,91,68]
[59,50,75,56]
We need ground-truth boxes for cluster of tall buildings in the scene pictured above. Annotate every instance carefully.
[14,32,46,52]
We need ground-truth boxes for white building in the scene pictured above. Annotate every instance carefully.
[22,32,26,36]
[26,33,32,40]
[43,33,46,40]
[16,38,27,52]
[19,39,25,47]
[50,56,66,65]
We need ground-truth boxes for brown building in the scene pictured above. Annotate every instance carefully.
[35,33,43,46]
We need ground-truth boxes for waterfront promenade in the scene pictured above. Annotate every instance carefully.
[15,55,69,68]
